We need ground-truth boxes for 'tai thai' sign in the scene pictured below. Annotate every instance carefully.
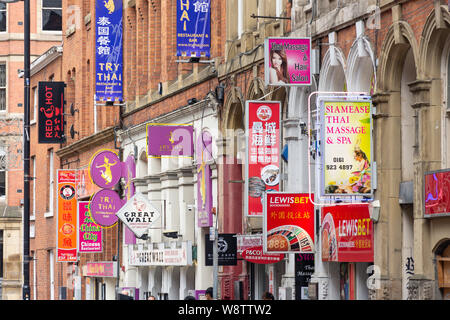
[146,124,194,157]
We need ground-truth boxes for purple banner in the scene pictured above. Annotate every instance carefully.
[89,150,122,189]
[90,189,123,227]
[78,201,102,253]
[123,155,137,244]
[147,124,194,157]
[197,130,213,227]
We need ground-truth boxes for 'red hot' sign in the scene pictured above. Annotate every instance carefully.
[38,82,65,143]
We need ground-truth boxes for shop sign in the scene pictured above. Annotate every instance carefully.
[78,201,102,253]
[122,155,137,244]
[242,246,284,264]
[322,99,373,196]
[295,253,314,300]
[90,189,122,227]
[89,149,122,189]
[38,81,65,143]
[197,130,213,227]
[264,37,311,86]
[264,193,315,254]
[129,241,193,266]
[115,192,160,238]
[57,170,78,262]
[176,0,211,57]
[321,204,373,262]
[424,169,450,218]
[95,0,123,101]
[236,234,263,254]
[85,262,117,277]
[146,124,194,157]
[245,101,281,217]
[205,233,237,266]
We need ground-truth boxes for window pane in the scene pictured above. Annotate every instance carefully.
[0,4,5,10]
[42,9,62,31]
[0,64,5,87]
[0,171,5,196]
[0,89,5,111]
[43,0,62,8]
[0,12,5,32]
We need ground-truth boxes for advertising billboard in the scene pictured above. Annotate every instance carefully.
[322,99,373,196]
[146,124,194,158]
[245,101,281,217]
[264,37,311,86]
[263,193,315,254]
[321,204,373,262]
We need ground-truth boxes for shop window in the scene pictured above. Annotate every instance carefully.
[42,0,62,31]
[0,64,6,111]
[437,242,450,299]
[0,3,5,32]
[0,230,3,278]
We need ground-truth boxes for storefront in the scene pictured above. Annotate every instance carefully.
[83,261,118,300]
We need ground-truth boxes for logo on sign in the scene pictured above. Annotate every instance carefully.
[60,185,76,200]
[256,105,272,121]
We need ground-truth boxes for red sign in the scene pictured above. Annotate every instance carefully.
[242,246,284,264]
[246,101,281,216]
[424,170,450,218]
[57,170,77,262]
[321,204,373,262]
[264,193,315,253]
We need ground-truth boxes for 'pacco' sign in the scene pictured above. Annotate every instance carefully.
[242,246,284,264]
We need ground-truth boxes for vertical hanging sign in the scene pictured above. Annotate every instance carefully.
[245,101,281,216]
[176,0,211,57]
[57,170,78,262]
[95,0,123,101]
[197,130,213,227]
[38,81,65,143]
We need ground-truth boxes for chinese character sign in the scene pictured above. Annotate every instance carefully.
[264,193,315,254]
[57,170,78,262]
[147,124,194,157]
[78,201,102,253]
[246,101,281,216]
[95,0,123,101]
[321,204,373,262]
[322,100,372,196]
[177,0,211,57]
[264,37,311,86]
[38,82,65,143]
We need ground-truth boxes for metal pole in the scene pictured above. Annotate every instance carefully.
[23,0,31,300]
[213,215,218,299]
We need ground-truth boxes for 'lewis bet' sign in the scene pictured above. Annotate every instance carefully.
[115,192,161,238]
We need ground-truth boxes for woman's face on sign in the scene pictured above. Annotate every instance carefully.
[272,52,283,70]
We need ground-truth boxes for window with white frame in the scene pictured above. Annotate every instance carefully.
[42,0,62,31]
[31,156,36,219]
[0,64,6,111]
[0,3,6,32]
[31,86,37,123]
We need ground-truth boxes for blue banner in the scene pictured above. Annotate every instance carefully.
[95,0,123,101]
[176,0,211,57]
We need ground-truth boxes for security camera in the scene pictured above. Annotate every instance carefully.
[162,230,179,239]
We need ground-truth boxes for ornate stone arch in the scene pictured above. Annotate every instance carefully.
[246,77,267,101]
[377,21,419,91]
[347,36,377,93]
[418,6,450,79]
[318,46,347,92]
[222,86,245,132]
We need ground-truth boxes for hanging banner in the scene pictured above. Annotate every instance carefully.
[90,189,122,227]
[263,192,315,254]
[146,124,194,157]
[321,204,373,262]
[245,101,281,217]
[123,155,137,244]
[115,192,161,238]
[264,37,311,86]
[57,170,78,262]
[95,0,123,101]
[197,130,213,227]
[424,169,450,218]
[89,149,121,189]
[78,201,102,253]
[322,99,373,196]
[176,0,211,57]
[38,81,65,143]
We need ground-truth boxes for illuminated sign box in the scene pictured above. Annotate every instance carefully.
[424,169,450,218]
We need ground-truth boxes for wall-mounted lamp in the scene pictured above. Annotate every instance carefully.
[369,200,380,223]
[70,125,79,139]
[215,83,225,104]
